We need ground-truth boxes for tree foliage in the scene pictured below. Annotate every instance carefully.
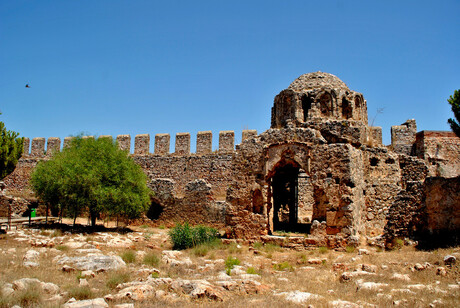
[30,136,151,226]
[447,89,460,137]
[0,113,24,179]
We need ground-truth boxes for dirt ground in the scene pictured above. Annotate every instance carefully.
[0,221,459,307]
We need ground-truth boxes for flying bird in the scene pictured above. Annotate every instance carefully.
[25,84,30,88]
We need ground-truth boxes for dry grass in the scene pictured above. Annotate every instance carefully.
[0,226,459,307]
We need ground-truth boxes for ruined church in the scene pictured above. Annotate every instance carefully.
[3,72,459,248]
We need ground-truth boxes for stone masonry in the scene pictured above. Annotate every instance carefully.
[3,72,460,248]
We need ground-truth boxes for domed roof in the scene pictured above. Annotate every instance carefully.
[288,71,349,92]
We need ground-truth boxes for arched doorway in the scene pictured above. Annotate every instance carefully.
[270,163,311,233]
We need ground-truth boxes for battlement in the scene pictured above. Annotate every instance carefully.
[21,130,258,157]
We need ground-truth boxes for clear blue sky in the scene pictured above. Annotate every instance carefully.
[1,0,459,152]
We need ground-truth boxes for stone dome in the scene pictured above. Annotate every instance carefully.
[288,71,349,92]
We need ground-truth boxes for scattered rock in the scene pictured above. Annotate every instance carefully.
[358,249,370,255]
[391,273,411,282]
[279,290,322,304]
[436,267,447,276]
[63,297,109,308]
[356,281,388,291]
[444,255,456,266]
[330,299,361,307]
[58,255,126,272]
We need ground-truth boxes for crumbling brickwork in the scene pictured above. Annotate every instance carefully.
[3,71,459,249]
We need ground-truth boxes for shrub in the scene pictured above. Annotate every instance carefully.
[345,245,355,253]
[68,285,93,300]
[56,245,69,252]
[246,267,259,275]
[106,271,130,289]
[120,250,136,264]
[273,261,294,272]
[169,222,219,250]
[225,256,240,275]
[143,252,160,267]
[14,283,43,307]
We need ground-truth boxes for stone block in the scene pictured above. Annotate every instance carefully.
[219,131,234,153]
[175,133,190,155]
[196,131,212,155]
[116,135,131,152]
[134,134,150,155]
[46,137,61,157]
[63,137,74,149]
[242,130,257,141]
[22,137,30,157]
[155,134,170,155]
[31,138,45,157]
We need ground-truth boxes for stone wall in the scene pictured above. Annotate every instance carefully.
[415,131,460,177]
[390,119,417,155]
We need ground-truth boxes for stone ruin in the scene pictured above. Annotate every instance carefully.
[2,72,459,248]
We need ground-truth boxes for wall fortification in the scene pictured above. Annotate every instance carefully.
[21,130,258,157]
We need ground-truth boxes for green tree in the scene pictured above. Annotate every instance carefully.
[0,113,24,179]
[447,89,460,137]
[30,135,151,226]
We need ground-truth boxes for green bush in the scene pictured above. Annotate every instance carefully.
[273,261,294,272]
[14,283,43,307]
[68,286,93,300]
[169,222,219,250]
[143,252,160,267]
[120,250,136,264]
[225,256,241,275]
[106,271,130,289]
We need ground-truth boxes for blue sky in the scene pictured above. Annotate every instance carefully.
[1,0,459,152]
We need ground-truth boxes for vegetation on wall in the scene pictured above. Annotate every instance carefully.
[447,89,460,137]
[30,135,151,226]
[0,113,23,179]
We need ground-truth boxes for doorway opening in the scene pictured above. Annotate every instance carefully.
[271,164,310,233]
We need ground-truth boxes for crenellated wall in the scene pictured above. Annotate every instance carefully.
[21,130,251,157]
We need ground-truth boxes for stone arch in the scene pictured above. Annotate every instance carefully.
[354,95,363,120]
[301,94,313,122]
[319,92,333,117]
[252,188,264,214]
[342,97,352,119]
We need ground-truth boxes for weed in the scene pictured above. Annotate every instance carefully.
[143,252,160,267]
[345,245,355,253]
[14,283,43,307]
[252,242,263,249]
[298,254,308,264]
[318,246,328,254]
[120,250,136,264]
[50,229,62,237]
[225,256,240,275]
[68,285,93,300]
[56,245,69,252]
[144,232,154,240]
[159,224,166,229]
[106,271,130,289]
[140,224,149,229]
[169,222,219,250]
[151,272,160,278]
[226,242,242,254]
[273,261,294,272]
[264,243,282,253]
[246,267,259,275]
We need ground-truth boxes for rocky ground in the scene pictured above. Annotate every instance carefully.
[0,223,459,308]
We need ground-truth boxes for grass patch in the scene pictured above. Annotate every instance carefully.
[143,252,160,267]
[106,271,130,289]
[120,250,136,264]
[68,285,93,300]
[252,242,263,249]
[273,261,294,272]
[50,229,63,238]
[246,267,259,275]
[169,222,219,250]
[345,245,355,253]
[151,272,160,279]
[13,283,43,307]
[56,245,69,252]
[318,246,328,254]
[225,256,240,275]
